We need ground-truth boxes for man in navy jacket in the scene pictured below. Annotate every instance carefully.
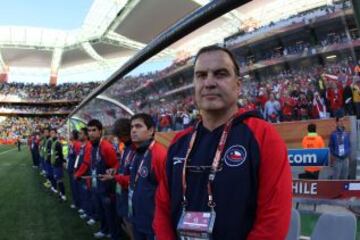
[75,119,119,240]
[128,113,167,240]
[68,130,82,209]
[100,118,135,239]
[329,116,351,179]
[154,46,292,240]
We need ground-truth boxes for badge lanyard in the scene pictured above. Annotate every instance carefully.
[91,138,103,171]
[119,150,136,176]
[336,131,346,156]
[123,149,136,169]
[80,142,85,155]
[181,114,237,210]
[336,131,345,144]
[91,139,103,188]
[74,142,85,169]
[131,140,155,190]
[69,143,74,155]
[119,146,124,161]
[116,149,136,194]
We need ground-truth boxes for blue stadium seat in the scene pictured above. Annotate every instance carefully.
[310,212,357,240]
[286,208,301,240]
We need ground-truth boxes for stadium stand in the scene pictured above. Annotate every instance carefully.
[0,82,99,101]
[0,116,64,140]
[0,82,99,141]
[99,57,359,130]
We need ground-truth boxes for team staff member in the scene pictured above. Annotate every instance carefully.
[301,123,325,179]
[30,133,40,168]
[100,118,135,240]
[50,128,67,201]
[46,128,57,193]
[154,46,292,240]
[75,127,96,225]
[74,119,119,240]
[329,116,351,179]
[110,114,166,240]
[39,128,50,178]
[68,130,82,209]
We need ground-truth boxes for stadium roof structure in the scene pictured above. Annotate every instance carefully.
[0,0,337,83]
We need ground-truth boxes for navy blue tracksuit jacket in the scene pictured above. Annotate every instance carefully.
[129,140,167,235]
[154,110,292,240]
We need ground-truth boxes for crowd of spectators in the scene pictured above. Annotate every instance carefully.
[78,99,132,128]
[0,116,64,139]
[107,57,192,97]
[2,54,359,134]
[225,0,351,47]
[0,64,358,134]
[0,82,100,102]
[0,81,96,139]
[236,30,358,68]
[148,95,198,131]
[4,56,355,133]
[118,58,360,130]
[237,59,360,123]
[0,105,72,113]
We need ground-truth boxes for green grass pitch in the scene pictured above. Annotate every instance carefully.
[0,145,96,240]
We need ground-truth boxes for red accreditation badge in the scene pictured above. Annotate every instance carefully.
[177,210,216,240]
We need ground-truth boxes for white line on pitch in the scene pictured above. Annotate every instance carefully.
[0,148,17,156]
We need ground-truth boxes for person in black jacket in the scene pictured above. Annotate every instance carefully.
[16,137,21,151]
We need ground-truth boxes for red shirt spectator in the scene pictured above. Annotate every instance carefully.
[280,94,296,120]
[327,84,343,114]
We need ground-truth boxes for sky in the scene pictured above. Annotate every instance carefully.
[0,0,93,30]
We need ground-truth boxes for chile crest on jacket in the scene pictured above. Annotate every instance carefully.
[224,145,247,167]
[140,166,149,178]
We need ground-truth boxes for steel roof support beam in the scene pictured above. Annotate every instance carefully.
[0,50,6,71]
[82,42,107,63]
[104,31,145,50]
[191,0,244,27]
[50,48,63,75]
[96,94,134,116]
[108,0,142,33]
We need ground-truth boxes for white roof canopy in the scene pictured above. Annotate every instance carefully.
[0,0,340,83]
